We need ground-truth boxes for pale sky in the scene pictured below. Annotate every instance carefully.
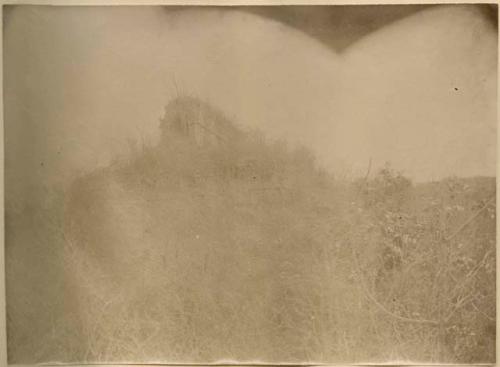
[4,5,497,205]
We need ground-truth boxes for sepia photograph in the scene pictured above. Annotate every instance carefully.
[3,3,497,364]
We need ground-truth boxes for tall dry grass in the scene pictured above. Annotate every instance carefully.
[6,98,495,363]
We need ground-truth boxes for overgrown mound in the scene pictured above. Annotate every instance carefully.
[63,97,350,362]
[6,97,496,364]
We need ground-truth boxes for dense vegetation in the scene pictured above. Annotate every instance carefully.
[6,98,495,363]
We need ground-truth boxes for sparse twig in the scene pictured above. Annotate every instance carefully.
[471,301,495,321]
[444,196,495,241]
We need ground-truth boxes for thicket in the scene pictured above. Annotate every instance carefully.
[6,99,495,364]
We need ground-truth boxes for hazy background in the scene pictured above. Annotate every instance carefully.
[4,4,497,211]
[4,5,497,364]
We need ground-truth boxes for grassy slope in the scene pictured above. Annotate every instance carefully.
[5,101,496,363]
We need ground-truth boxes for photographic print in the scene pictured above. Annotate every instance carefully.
[3,4,497,364]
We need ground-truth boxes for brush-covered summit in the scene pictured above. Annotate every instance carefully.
[117,95,328,192]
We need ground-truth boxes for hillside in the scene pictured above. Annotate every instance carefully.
[5,97,496,364]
